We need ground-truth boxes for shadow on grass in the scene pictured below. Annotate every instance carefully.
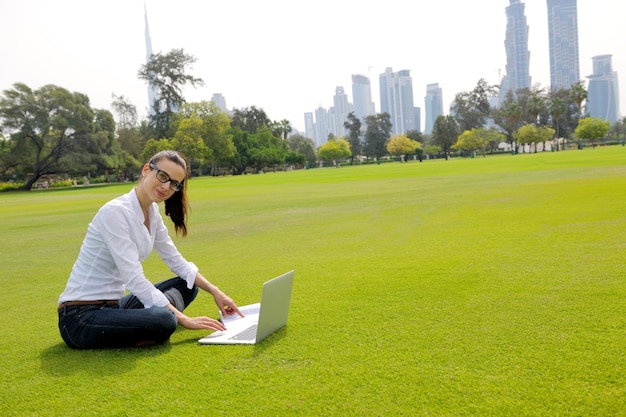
[39,341,172,377]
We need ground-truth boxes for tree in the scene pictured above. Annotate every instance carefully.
[343,112,362,165]
[175,101,234,175]
[231,106,271,134]
[492,91,523,145]
[386,135,420,161]
[363,113,392,160]
[269,119,292,141]
[514,124,556,153]
[138,48,204,139]
[287,134,317,167]
[111,93,138,130]
[549,97,566,150]
[452,128,503,157]
[451,78,498,131]
[431,115,460,155]
[570,81,588,120]
[574,117,610,147]
[0,83,114,190]
[318,137,351,166]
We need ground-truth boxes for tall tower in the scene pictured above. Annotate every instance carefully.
[144,4,160,115]
[351,74,375,123]
[332,86,353,138]
[379,68,419,135]
[499,0,531,106]
[547,0,580,90]
[424,83,444,135]
[586,55,620,124]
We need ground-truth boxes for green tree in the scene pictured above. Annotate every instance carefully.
[451,78,498,131]
[492,91,523,145]
[343,112,362,165]
[231,106,271,134]
[141,138,174,163]
[138,48,204,139]
[549,96,566,150]
[570,81,588,120]
[574,117,610,147]
[318,137,351,166]
[0,83,113,190]
[432,115,460,155]
[175,101,234,176]
[247,128,289,173]
[287,134,317,167]
[386,134,420,161]
[170,114,211,175]
[363,113,392,161]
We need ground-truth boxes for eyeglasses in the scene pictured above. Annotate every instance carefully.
[149,163,184,192]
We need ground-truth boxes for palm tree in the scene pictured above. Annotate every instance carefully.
[570,82,588,120]
[280,119,292,141]
[549,97,566,151]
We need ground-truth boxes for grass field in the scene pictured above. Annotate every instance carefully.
[1,147,624,416]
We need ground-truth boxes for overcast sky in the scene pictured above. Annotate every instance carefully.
[1,0,624,132]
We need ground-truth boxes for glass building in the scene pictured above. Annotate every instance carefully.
[499,0,531,107]
[547,0,580,90]
[586,55,620,125]
[379,68,419,135]
[424,83,443,135]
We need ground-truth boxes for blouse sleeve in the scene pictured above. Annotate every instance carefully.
[151,208,199,290]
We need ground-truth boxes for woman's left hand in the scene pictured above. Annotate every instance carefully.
[213,290,243,319]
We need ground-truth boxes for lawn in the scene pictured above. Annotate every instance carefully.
[1,147,624,416]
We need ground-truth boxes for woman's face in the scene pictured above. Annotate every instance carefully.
[142,158,185,203]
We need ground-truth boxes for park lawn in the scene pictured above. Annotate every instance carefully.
[0,147,624,416]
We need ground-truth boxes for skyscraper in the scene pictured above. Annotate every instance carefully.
[586,55,620,125]
[499,0,531,106]
[144,4,159,116]
[547,0,580,90]
[211,93,228,113]
[332,86,352,137]
[379,68,419,135]
[351,74,375,123]
[424,83,443,135]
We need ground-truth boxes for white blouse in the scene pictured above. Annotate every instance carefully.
[58,189,198,308]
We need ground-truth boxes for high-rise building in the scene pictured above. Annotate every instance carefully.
[547,0,580,90]
[424,83,444,134]
[332,87,353,138]
[379,68,419,135]
[351,74,375,123]
[211,93,228,113]
[314,106,331,147]
[586,55,620,125]
[144,4,159,116]
[499,0,531,106]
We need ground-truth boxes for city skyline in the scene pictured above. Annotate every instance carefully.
[1,0,624,134]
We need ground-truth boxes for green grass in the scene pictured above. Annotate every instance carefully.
[1,147,625,416]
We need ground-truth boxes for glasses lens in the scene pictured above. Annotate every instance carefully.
[170,182,181,192]
[156,170,169,183]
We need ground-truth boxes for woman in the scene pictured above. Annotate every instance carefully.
[58,150,241,349]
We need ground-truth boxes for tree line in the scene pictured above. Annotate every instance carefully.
[1,48,622,190]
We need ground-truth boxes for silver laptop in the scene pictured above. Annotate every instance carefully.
[198,270,294,345]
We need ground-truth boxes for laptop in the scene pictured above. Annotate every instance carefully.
[198,270,294,345]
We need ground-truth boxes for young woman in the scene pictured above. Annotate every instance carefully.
[58,150,241,349]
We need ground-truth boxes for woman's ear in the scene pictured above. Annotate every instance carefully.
[141,163,150,177]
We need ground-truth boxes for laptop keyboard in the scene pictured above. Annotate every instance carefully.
[230,325,257,341]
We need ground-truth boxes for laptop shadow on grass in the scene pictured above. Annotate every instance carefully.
[39,341,172,377]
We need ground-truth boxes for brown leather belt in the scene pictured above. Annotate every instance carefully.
[58,300,119,312]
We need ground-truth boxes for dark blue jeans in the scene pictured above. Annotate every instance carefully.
[58,277,198,349]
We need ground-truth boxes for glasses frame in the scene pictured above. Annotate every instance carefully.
[149,163,184,192]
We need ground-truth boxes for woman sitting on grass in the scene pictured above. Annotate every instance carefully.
[57,150,242,349]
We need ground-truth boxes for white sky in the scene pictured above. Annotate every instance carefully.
[1,0,624,132]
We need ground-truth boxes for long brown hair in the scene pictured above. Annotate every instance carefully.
[148,150,190,237]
